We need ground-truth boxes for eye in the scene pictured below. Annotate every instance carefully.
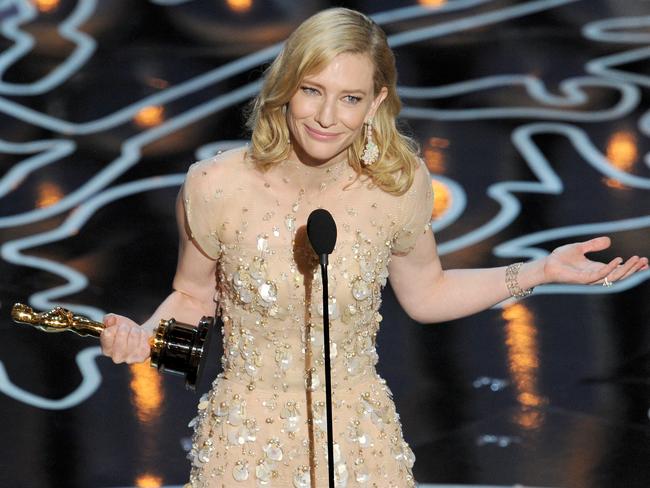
[343,95,362,105]
[300,86,319,96]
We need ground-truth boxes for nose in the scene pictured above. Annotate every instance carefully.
[314,97,336,128]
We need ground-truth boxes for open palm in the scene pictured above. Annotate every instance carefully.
[544,237,648,285]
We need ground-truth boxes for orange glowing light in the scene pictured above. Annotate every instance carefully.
[134,106,165,128]
[502,303,546,430]
[135,474,163,488]
[431,180,451,220]
[604,131,638,189]
[33,0,59,13]
[607,131,637,169]
[129,361,163,424]
[147,77,170,90]
[605,180,626,190]
[424,148,444,173]
[226,0,253,13]
[36,182,64,208]
[424,137,449,173]
[514,409,544,431]
[428,137,449,148]
[418,0,447,6]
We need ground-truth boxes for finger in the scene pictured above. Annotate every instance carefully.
[137,330,151,363]
[136,330,150,362]
[127,329,151,363]
[100,325,116,356]
[609,256,639,282]
[125,326,145,364]
[111,323,132,364]
[579,236,611,255]
[619,257,649,281]
[103,313,118,328]
[123,327,138,364]
[589,257,622,284]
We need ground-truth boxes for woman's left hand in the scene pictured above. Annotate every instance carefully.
[543,236,649,286]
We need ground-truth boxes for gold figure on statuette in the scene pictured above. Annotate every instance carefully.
[10,303,213,390]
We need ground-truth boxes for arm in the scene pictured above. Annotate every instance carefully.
[388,228,648,324]
[143,189,217,331]
[100,188,218,363]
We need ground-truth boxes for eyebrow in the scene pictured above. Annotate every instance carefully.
[301,79,369,96]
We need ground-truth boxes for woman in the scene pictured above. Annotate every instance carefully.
[100,8,648,487]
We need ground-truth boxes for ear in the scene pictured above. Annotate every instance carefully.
[366,86,388,121]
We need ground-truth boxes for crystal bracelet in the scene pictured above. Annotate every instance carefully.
[505,262,534,298]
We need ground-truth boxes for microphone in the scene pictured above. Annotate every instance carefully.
[306,208,337,488]
[307,208,337,263]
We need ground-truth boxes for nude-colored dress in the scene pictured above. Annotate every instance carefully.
[182,149,433,488]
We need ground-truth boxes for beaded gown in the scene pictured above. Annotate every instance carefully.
[182,147,433,488]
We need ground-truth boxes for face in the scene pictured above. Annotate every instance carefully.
[286,52,388,167]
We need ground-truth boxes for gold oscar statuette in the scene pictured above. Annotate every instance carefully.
[11,303,213,391]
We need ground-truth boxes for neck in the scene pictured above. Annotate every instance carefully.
[279,156,351,194]
[288,142,348,170]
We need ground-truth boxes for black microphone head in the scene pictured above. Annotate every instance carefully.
[307,209,337,255]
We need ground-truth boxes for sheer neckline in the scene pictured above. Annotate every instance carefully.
[281,155,348,173]
[276,157,353,192]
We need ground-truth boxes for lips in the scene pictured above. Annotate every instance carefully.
[304,125,342,141]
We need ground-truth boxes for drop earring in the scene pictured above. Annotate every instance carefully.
[361,119,378,166]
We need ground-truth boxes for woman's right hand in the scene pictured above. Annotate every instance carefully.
[100,313,151,364]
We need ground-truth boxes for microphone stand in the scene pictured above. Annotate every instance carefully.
[307,208,337,488]
[318,252,335,488]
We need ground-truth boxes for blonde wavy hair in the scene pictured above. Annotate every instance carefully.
[246,7,419,195]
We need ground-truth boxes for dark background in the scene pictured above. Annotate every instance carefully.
[0,1,649,487]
